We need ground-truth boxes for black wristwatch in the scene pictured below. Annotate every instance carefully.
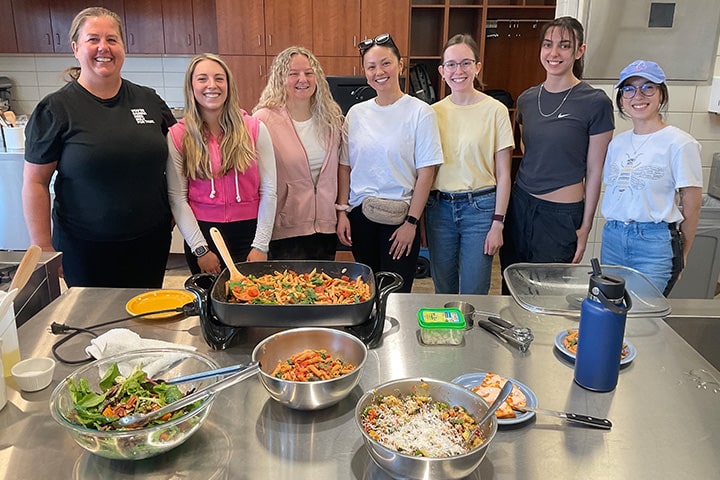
[193,245,210,257]
[405,215,419,225]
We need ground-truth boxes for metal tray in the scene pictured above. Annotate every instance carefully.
[503,263,672,317]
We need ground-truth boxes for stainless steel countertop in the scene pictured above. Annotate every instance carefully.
[2,288,719,479]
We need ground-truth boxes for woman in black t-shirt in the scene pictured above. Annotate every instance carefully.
[22,7,176,288]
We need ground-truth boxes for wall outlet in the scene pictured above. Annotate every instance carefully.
[709,77,720,114]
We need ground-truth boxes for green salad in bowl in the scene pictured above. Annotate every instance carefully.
[50,348,219,460]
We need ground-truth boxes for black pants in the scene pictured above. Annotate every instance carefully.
[664,224,684,296]
[347,207,418,293]
[269,233,338,261]
[54,222,171,288]
[184,219,257,275]
[500,184,584,294]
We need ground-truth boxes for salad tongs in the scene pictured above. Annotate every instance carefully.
[114,361,259,428]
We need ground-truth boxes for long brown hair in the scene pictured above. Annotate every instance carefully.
[63,7,124,81]
[540,16,585,79]
[182,54,255,179]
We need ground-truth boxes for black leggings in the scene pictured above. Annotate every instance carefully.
[347,207,418,293]
[269,233,338,261]
[54,222,171,288]
[184,219,257,275]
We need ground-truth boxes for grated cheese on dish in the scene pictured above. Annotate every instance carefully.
[360,393,484,458]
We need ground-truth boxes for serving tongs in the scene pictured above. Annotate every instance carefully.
[113,361,259,428]
[475,315,534,352]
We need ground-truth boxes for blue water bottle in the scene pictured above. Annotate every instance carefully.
[574,259,632,392]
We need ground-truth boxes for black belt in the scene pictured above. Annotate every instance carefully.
[433,187,496,201]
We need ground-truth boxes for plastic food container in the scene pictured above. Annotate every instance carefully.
[417,308,466,345]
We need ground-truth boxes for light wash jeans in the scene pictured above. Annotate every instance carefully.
[425,190,495,294]
[601,220,673,294]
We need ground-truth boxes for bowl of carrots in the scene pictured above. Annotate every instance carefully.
[252,327,367,410]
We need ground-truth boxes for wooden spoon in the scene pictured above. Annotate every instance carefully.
[10,245,42,292]
[3,110,16,127]
[209,227,247,294]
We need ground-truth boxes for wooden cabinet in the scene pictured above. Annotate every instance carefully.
[316,57,361,77]
[13,0,54,53]
[313,0,360,57]
[223,55,268,111]
[361,0,410,58]
[13,0,124,54]
[264,0,313,55]
[314,0,409,77]
[124,0,164,54]
[162,0,218,54]
[216,0,311,56]
[0,0,18,53]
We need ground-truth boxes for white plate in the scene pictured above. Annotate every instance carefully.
[451,372,538,426]
[554,328,637,365]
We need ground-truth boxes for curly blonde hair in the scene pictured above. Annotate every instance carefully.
[182,54,255,179]
[254,46,344,141]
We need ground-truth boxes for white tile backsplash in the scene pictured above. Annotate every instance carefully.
[0,54,193,115]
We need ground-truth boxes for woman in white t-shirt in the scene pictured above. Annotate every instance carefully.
[336,33,443,292]
[601,60,703,296]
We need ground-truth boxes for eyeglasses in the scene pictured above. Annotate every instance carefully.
[441,59,477,71]
[620,82,658,99]
[358,33,396,55]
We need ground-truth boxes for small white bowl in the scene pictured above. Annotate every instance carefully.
[11,357,56,392]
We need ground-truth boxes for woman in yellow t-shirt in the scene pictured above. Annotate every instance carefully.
[426,34,514,294]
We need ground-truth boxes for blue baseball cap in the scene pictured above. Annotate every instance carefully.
[615,60,667,88]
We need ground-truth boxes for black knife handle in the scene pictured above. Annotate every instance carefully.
[566,413,612,429]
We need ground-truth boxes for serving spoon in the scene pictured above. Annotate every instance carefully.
[466,380,513,448]
[113,361,260,428]
[209,227,249,294]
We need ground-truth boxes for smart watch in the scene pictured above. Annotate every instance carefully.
[193,245,210,257]
[405,215,419,225]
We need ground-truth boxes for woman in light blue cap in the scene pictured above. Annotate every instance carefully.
[600,59,703,296]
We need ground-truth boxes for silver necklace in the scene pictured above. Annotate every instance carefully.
[628,131,656,162]
[537,83,575,118]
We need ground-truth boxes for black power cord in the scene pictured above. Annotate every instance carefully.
[50,302,199,364]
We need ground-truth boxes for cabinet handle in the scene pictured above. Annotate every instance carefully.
[353,66,356,76]
[268,34,272,47]
[187,34,192,46]
[197,34,202,46]
[55,33,60,46]
[257,34,261,47]
[45,33,51,46]
[130,33,135,46]
[259,65,263,77]
[353,35,357,47]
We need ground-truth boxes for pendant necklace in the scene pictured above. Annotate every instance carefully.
[627,131,656,163]
[537,83,575,118]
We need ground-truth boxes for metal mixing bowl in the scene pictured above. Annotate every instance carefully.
[355,377,498,480]
[49,348,220,460]
[252,327,367,410]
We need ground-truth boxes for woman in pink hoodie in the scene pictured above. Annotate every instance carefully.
[254,46,344,260]
[166,54,277,274]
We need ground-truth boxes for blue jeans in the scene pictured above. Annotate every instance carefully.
[601,220,676,295]
[425,190,495,294]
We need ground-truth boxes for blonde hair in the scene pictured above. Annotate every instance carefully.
[181,54,255,180]
[64,7,125,81]
[254,46,344,141]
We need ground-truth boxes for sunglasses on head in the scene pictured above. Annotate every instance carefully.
[358,33,396,54]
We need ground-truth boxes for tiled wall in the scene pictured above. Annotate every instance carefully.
[0,54,192,115]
